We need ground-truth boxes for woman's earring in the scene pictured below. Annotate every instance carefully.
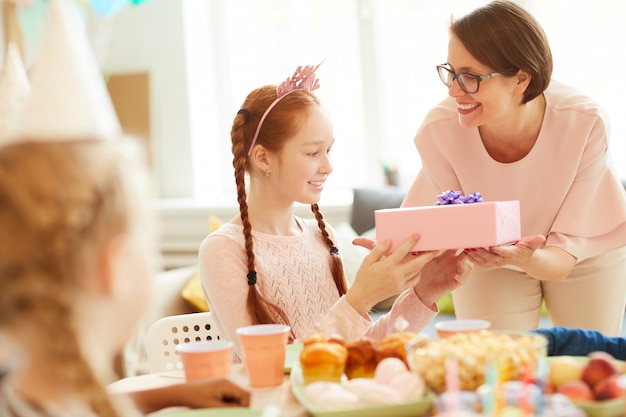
[265,170,270,177]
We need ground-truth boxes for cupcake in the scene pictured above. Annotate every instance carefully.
[303,333,327,346]
[300,341,348,385]
[375,331,421,366]
[345,337,379,379]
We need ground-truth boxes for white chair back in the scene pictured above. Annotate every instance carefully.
[145,311,222,373]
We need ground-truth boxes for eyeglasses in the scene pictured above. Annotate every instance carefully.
[437,64,501,94]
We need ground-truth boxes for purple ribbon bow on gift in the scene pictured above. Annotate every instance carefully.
[435,190,483,205]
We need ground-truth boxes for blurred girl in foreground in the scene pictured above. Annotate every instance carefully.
[0,138,249,416]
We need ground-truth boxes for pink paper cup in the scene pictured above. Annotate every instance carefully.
[176,340,233,381]
[236,324,291,387]
[435,319,491,338]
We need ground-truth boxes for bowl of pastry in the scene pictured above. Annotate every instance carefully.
[299,331,420,384]
[291,332,436,417]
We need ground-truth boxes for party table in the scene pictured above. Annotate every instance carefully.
[107,363,308,417]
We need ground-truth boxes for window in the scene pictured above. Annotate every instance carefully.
[105,0,626,203]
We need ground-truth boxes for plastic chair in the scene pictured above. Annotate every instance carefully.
[145,311,222,372]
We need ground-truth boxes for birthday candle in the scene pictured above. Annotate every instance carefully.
[444,356,460,414]
[495,357,505,415]
[482,360,497,417]
[520,363,534,416]
[534,356,548,416]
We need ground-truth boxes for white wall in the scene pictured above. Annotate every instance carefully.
[103,0,193,199]
[8,0,623,269]
[3,2,193,201]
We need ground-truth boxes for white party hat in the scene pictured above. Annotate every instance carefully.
[0,43,31,142]
[9,0,121,142]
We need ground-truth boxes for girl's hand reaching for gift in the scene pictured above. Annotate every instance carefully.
[352,236,376,251]
[352,237,472,309]
[346,234,441,315]
[413,249,472,307]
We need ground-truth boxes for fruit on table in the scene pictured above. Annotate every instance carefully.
[593,374,626,401]
[549,352,626,403]
[581,351,619,390]
[557,380,594,401]
[548,356,584,388]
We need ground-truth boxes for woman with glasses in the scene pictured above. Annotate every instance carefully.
[402,0,626,335]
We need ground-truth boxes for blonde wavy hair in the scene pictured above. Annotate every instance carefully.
[0,138,151,417]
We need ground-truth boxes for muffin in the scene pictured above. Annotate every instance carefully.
[303,333,327,346]
[375,331,421,366]
[303,332,346,346]
[326,333,347,347]
[345,337,379,379]
[300,341,348,385]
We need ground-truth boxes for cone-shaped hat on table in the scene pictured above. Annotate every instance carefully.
[0,43,31,141]
[9,0,121,143]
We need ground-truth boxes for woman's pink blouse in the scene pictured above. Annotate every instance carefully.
[403,80,626,262]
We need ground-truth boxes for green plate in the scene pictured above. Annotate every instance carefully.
[289,362,434,417]
[284,343,303,374]
[163,408,262,417]
[574,398,625,417]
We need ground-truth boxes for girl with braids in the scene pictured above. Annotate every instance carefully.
[0,138,249,417]
[200,64,471,361]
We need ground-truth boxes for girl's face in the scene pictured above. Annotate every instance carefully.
[272,106,335,205]
[446,35,520,129]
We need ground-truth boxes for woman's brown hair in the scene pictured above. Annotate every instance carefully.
[231,86,348,332]
[451,0,553,103]
[0,139,147,417]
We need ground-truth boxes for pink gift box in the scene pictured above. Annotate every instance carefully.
[374,201,521,252]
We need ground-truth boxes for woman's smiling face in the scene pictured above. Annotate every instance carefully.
[446,35,520,130]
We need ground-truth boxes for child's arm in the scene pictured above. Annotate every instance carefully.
[532,327,626,360]
[125,379,251,413]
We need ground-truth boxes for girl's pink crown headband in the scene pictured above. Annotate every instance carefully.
[247,63,322,156]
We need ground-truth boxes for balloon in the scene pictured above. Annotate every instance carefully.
[89,0,127,17]
[16,0,49,46]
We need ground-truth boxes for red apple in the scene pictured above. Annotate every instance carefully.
[593,375,626,401]
[593,374,626,401]
[582,352,619,390]
[557,380,594,402]
[587,351,618,365]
